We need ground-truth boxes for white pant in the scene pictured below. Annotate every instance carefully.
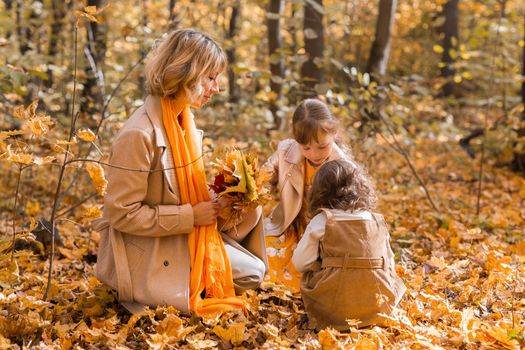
[225,241,266,291]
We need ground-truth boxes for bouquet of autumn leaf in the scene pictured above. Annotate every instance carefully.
[209,148,271,232]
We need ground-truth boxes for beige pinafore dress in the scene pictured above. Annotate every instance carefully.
[300,210,406,330]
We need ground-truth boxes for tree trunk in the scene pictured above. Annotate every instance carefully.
[46,0,65,88]
[439,0,459,97]
[268,0,284,128]
[15,0,30,55]
[301,0,324,95]
[137,0,148,97]
[168,0,179,30]
[366,0,397,76]
[226,0,240,103]
[4,0,13,39]
[80,0,107,123]
[511,15,525,173]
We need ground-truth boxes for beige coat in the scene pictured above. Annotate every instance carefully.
[263,139,348,237]
[300,210,406,330]
[93,96,267,312]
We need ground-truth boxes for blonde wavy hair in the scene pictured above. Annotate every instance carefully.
[309,159,377,215]
[144,28,227,100]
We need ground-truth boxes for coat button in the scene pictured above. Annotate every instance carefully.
[163,260,169,267]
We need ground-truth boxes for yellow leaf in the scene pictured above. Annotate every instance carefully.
[453,75,462,83]
[482,324,521,350]
[27,217,38,232]
[212,323,245,345]
[354,336,379,350]
[75,10,100,23]
[0,260,19,288]
[84,5,98,14]
[26,114,53,136]
[13,100,38,120]
[25,201,41,216]
[156,314,195,342]
[83,206,102,221]
[449,236,460,248]
[86,163,107,196]
[0,130,26,139]
[77,128,96,142]
[53,138,77,153]
[318,329,341,349]
[82,303,104,318]
[462,71,473,80]
[6,145,33,165]
[433,45,444,54]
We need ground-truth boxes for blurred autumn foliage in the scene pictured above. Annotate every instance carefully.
[0,0,524,349]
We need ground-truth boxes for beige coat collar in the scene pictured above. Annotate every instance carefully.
[144,95,204,192]
[145,95,168,148]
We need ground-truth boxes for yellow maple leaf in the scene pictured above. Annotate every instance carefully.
[53,138,77,153]
[13,100,38,120]
[317,329,342,349]
[212,323,245,346]
[86,162,107,196]
[26,114,53,136]
[156,314,195,342]
[354,336,379,350]
[77,128,97,142]
[6,145,33,165]
[83,206,102,221]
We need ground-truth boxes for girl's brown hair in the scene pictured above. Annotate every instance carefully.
[145,28,227,101]
[292,98,339,144]
[309,159,377,215]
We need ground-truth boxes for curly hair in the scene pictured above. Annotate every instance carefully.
[308,159,377,215]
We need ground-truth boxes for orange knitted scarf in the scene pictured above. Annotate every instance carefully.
[160,92,245,316]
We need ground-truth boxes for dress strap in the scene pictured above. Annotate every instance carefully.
[317,208,335,224]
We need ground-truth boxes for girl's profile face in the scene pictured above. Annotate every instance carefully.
[299,131,335,166]
[192,72,221,108]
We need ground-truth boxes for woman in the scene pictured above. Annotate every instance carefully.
[93,29,267,316]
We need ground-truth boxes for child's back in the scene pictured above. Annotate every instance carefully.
[299,209,406,330]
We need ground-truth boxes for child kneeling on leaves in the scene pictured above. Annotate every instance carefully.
[292,159,406,330]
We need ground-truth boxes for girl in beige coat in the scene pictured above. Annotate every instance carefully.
[264,99,354,290]
[292,159,406,330]
[94,29,266,315]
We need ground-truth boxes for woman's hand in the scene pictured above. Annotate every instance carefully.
[192,201,220,226]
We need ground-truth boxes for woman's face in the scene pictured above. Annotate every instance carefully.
[299,131,336,166]
[193,73,221,108]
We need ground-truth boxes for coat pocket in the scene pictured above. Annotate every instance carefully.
[158,206,182,232]
[125,240,145,274]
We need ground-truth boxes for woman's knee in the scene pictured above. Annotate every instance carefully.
[233,256,266,290]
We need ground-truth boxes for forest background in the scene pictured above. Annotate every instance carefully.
[0,0,524,348]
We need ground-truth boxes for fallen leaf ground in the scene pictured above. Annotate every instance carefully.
[0,128,524,349]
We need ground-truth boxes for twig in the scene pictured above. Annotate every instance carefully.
[376,109,441,214]
[477,1,504,216]
[44,24,79,301]
[56,192,97,218]
[10,166,22,262]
